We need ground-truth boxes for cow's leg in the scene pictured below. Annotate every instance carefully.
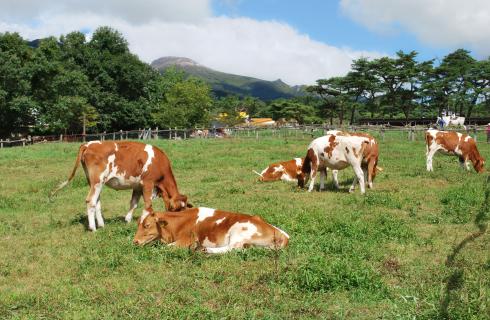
[426,147,437,171]
[352,165,366,194]
[319,168,327,191]
[125,189,142,223]
[205,246,235,254]
[349,175,358,193]
[464,158,471,171]
[86,182,103,232]
[95,198,104,228]
[331,169,339,189]
[307,170,317,192]
[367,162,375,189]
[140,181,155,219]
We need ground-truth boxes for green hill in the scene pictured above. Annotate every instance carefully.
[151,57,304,100]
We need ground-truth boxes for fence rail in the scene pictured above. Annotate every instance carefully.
[1,124,489,149]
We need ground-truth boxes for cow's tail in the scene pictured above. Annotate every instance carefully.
[252,170,263,177]
[50,144,86,199]
[425,131,431,154]
[298,148,313,188]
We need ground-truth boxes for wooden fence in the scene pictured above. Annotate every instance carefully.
[1,125,489,149]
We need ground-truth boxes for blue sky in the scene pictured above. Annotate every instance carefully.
[213,0,452,62]
[0,0,488,85]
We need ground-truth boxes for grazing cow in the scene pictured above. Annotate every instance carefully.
[51,141,190,231]
[425,129,485,173]
[133,207,289,254]
[253,157,339,185]
[298,132,379,194]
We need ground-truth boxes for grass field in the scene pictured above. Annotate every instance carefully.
[0,133,489,319]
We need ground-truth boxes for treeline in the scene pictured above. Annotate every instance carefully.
[309,50,490,125]
[1,27,489,138]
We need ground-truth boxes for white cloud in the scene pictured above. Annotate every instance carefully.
[340,0,490,57]
[0,0,212,24]
[0,1,385,85]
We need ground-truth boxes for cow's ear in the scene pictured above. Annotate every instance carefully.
[186,202,193,208]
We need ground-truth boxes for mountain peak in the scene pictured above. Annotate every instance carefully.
[151,56,202,69]
[150,56,305,100]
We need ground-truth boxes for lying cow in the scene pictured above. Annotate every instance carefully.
[298,132,379,194]
[254,158,304,182]
[51,141,190,231]
[133,207,289,254]
[425,129,485,172]
[254,157,340,187]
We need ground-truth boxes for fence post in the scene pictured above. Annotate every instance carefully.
[155,127,159,140]
[175,127,177,140]
[473,127,477,142]
[112,132,116,140]
[22,139,26,147]
[0,141,3,148]
[380,128,385,141]
[60,134,63,142]
[120,130,123,140]
[125,131,128,139]
[184,131,187,140]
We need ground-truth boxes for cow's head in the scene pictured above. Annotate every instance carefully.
[474,157,485,173]
[134,211,160,245]
[134,212,173,246]
[159,188,192,212]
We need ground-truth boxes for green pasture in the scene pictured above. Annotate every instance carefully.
[0,134,489,319]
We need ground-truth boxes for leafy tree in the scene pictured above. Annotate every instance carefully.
[151,70,212,128]
[268,99,321,124]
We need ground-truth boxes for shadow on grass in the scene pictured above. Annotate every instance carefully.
[439,176,489,318]
[70,213,127,230]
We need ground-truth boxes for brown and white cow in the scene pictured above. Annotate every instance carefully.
[133,207,289,254]
[254,157,340,187]
[254,158,305,182]
[51,141,190,231]
[298,132,379,194]
[425,129,485,172]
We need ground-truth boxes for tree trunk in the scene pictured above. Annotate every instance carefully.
[466,96,478,120]
[350,105,356,125]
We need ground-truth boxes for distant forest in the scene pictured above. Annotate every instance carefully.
[0,26,489,138]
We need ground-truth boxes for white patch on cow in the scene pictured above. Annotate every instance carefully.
[464,135,471,142]
[142,144,154,174]
[86,140,101,147]
[139,209,151,224]
[114,143,119,151]
[227,221,260,247]
[295,158,302,168]
[196,207,215,223]
[272,165,283,174]
[202,237,217,248]
[272,225,290,239]
[280,173,296,182]
[215,217,226,225]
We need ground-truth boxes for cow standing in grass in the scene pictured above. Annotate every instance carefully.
[51,141,190,231]
[425,129,485,172]
[298,132,379,194]
[133,207,289,254]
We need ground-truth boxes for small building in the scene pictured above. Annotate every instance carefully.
[247,118,276,127]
